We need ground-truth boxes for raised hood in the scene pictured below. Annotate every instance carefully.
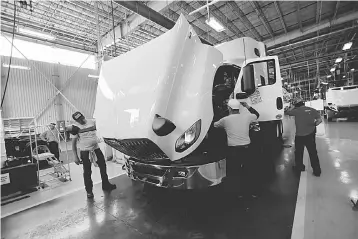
[94,14,222,161]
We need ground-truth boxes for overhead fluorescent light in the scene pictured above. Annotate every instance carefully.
[343,75,346,78]
[205,17,225,32]
[2,63,30,70]
[342,42,352,51]
[18,27,55,40]
[351,68,355,72]
[88,74,99,78]
[321,82,329,85]
[335,57,343,63]
[327,75,332,78]
[330,68,336,72]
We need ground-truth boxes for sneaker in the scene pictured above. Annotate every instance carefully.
[87,192,94,199]
[102,183,117,191]
[313,171,321,177]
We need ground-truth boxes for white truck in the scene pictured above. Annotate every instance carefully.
[325,85,358,121]
[93,14,284,189]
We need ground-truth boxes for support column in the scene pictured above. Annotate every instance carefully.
[0,110,7,168]
[53,64,63,125]
[95,1,102,71]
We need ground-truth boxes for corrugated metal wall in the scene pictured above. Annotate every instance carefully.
[1,56,98,128]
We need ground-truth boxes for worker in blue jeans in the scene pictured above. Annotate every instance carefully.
[285,98,322,177]
[69,112,116,199]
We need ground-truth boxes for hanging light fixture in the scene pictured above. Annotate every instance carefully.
[205,17,225,32]
[88,74,99,78]
[2,63,30,70]
[342,42,353,51]
[205,2,225,32]
[335,57,343,63]
[18,27,55,40]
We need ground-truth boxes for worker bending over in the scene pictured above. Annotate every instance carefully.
[69,112,116,199]
[214,99,260,198]
[285,98,322,177]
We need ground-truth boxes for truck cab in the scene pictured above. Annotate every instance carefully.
[94,14,283,189]
[214,38,284,142]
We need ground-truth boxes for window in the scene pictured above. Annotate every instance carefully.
[254,48,260,57]
[243,59,276,89]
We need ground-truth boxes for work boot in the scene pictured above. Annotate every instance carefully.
[87,192,94,199]
[313,170,321,177]
[292,164,305,172]
[102,183,116,191]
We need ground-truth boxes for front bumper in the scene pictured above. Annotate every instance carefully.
[123,156,226,189]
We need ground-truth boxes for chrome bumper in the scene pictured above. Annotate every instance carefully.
[123,157,226,189]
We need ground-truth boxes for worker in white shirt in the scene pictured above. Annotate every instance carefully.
[69,111,116,199]
[214,99,260,198]
[40,123,60,162]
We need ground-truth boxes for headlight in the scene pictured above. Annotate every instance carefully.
[175,120,201,153]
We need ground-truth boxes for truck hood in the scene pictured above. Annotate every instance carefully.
[94,14,222,161]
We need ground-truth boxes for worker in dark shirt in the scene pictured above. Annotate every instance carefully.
[285,98,322,177]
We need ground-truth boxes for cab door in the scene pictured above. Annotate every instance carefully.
[234,56,283,122]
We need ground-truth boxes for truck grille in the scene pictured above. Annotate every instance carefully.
[103,138,169,161]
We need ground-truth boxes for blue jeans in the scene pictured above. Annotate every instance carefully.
[80,148,110,193]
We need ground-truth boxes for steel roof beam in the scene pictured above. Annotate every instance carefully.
[250,1,275,38]
[175,1,230,42]
[268,24,358,53]
[176,2,231,42]
[1,15,94,45]
[1,26,96,53]
[174,1,220,44]
[316,1,322,24]
[332,0,340,20]
[1,3,98,37]
[280,47,358,68]
[196,1,244,39]
[227,1,262,41]
[296,2,303,32]
[100,1,174,48]
[36,1,109,29]
[274,1,287,34]
[265,11,358,48]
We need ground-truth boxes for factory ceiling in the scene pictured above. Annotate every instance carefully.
[1,1,358,89]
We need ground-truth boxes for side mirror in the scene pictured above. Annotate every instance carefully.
[241,64,255,95]
[236,92,249,99]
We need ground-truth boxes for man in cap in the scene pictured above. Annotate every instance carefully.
[70,111,116,199]
[285,98,322,177]
[40,122,60,162]
[214,99,260,198]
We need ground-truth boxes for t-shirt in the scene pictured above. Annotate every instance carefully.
[70,119,99,151]
[214,112,257,146]
[40,129,59,143]
[286,106,321,136]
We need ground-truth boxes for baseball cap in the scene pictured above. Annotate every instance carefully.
[227,99,241,110]
[72,111,84,121]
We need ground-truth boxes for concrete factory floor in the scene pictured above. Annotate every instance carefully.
[1,118,358,239]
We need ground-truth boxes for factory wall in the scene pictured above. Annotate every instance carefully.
[1,56,99,129]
